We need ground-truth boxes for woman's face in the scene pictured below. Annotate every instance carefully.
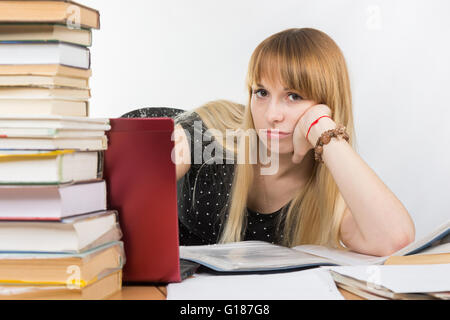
[250,77,317,157]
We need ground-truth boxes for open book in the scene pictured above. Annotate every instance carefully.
[180,219,449,273]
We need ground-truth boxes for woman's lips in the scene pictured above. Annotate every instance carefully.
[266,130,291,139]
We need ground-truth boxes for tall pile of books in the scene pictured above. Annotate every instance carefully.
[0,1,124,299]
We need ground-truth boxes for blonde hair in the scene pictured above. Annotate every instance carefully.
[192,28,356,248]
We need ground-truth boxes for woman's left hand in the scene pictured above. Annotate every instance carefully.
[291,104,333,163]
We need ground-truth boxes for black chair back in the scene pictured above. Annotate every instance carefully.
[121,107,186,119]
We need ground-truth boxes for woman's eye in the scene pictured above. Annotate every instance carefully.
[288,93,303,101]
[253,89,268,98]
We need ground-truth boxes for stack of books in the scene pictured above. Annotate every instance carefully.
[327,262,450,300]
[0,1,124,299]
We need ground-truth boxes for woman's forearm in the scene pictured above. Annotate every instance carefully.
[309,118,415,254]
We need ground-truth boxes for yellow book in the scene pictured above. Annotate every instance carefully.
[0,1,100,29]
[384,253,450,265]
[0,270,122,300]
[0,241,124,286]
[0,65,91,79]
[0,87,91,100]
[0,75,89,89]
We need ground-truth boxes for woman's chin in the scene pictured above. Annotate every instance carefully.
[258,136,311,157]
[260,142,292,156]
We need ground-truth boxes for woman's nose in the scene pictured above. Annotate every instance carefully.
[266,101,284,123]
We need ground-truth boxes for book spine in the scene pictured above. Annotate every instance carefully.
[0,217,61,221]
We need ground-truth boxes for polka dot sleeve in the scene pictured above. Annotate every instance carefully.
[175,111,236,245]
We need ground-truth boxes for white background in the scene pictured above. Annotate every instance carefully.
[83,0,449,239]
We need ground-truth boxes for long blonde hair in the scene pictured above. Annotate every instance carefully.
[191,28,355,248]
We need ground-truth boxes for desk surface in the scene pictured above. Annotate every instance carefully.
[108,285,363,300]
[108,285,167,300]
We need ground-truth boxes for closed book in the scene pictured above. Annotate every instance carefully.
[0,241,124,286]
[0,1,100,29]
[0,41,90,69]
[0,87,90,101]
[0,269,122,300]
[0,65,91,79]
[0,115,109,150]
[104,118,181,283]
[326,263,450,300]
[0,75,89,89]
[328,268,437,300]
[0,24,92,46]
[384,242,450,265]
[0,99,88,117]
[0,135,107,150]
[384,253,450,265]
[0,210,121,252]
[0,150,103,184]
[0,128,104,138]
[0,115,109,129]
[0,180,107,220]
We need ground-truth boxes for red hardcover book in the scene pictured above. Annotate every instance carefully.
[103,118,180,283]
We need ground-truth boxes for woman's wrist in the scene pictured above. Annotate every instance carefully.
[307,117,337,146]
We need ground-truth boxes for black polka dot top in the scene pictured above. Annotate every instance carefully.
[175,110,290,246]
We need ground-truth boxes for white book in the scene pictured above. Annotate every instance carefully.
[0,180,107,220]
[0,150,102,184]
[0,115,110,129]
[0,75,89,89]
[0,42,90,69]
[0,210,121,253]
[325,264,450,299]
[0,99,88,117]
[0,87,91,101]
[0,128,104,138]
[0,116,109,150]
[0,135,107,150]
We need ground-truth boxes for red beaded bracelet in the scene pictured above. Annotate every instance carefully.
[306,115,332,141]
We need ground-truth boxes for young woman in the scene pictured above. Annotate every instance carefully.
[173,28,415,256]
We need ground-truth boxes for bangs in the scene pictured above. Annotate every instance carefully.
[246,29,328,102]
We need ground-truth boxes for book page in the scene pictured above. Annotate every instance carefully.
[420,242,450,255]
[167,268,344,300]
[293,245,386,266]
[179,241,336,272]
